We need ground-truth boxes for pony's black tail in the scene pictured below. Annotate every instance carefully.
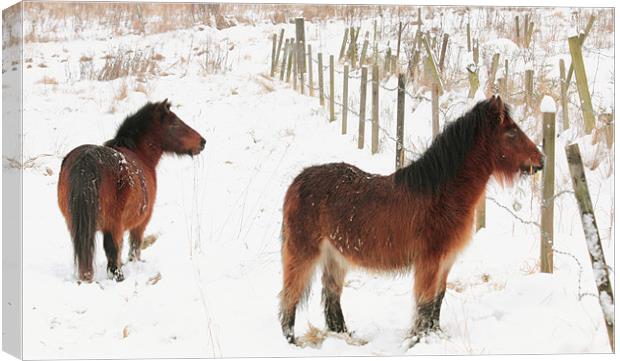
[68,151,100,282]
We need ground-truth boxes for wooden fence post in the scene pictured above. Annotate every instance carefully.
[295,17,306,73]
[307,44,314,97]
[566,14,596,85]
[329,55,335,122]
[540,96,556,273]
[525,21,534,48]
[270,33,277,76]
[280,39,289,81]
[523,14,530,47]
[559,59,569,131]
[503,59,509,99]
[439,33,449,72]
[566,143,615,352]
[487,53,500,95]
[568,35,595,134]
[422,35,444,93]
[342,63,349,134]
[473,40,479,65]
[467,65,480,98]
[396,21,403,70]
[525,69,534,107]
[348,27,357,69]
[466,22,471,52]
[292,45,297,89]
[286,39,294,82]
[299,41,305,94]
[515,15,520,41]
[275,28,284,72]
[360,38,369,67]
[318,52,324,106]
[358,66,368,149]
[371,64,379,154]
[339,28,349,62]
[395,73,405,169]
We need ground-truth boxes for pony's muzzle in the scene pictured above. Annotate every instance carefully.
[200,137,206,150]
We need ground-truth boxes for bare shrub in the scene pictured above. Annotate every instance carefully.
[197,37,231,75]
[98,48,158,81]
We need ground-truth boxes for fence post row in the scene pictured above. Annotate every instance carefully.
[566,143,615,352]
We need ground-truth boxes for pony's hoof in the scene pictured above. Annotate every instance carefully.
[108,268,125,282]
[402,334,422,349]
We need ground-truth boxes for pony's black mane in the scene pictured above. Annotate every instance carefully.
[104,102,160,149]
[394,99,508,194]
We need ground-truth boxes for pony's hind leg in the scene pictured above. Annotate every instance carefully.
[279,241,321,344]
[103,231,125,282]
[129,225,146,262]
[321,247,348,334]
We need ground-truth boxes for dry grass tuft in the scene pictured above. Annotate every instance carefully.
[37,76,58,85]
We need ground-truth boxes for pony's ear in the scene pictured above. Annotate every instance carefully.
[489,95,505,125]
[159,99,171,114]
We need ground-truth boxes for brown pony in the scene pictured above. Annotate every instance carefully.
[279,96,544,346]
[58,99,205,282]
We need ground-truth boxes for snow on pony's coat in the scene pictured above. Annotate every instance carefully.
[278,96,545,345]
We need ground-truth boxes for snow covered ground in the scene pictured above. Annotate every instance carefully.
[4,4,614,358]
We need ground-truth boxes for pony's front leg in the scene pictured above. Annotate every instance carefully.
[103,231,125,282]
[129,226,146,262]
[406,260,442,346]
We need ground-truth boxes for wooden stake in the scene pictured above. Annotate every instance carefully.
[395,73,405,169]
[432,82,440,139]
[329,54,335,122]
[568,35,595,134]
[358,66,368,149]
[318,52,324,106]
[541,106,556,273]
[286,39,293,82]
[280,39,289,81]
[559,59,569,131]
[371,64,379,154]
[566,143,615,352]
[466,22,471,52]
[275,28,285,72]
[339,28,349,62]
[342,63,349,134]
[439,33,449,72]
[307,44,314,97]
[270,33,277,76]
[295,18,306,73]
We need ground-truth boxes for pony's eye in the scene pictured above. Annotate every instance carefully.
[506,129,517,138]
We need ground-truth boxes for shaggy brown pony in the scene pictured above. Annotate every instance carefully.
[58,99,205,282]
[279,96,544,346]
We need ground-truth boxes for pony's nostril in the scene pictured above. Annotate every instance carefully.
[200,137,206,149]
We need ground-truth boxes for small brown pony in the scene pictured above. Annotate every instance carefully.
[58,99,205,282]
[279,96,544,345]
